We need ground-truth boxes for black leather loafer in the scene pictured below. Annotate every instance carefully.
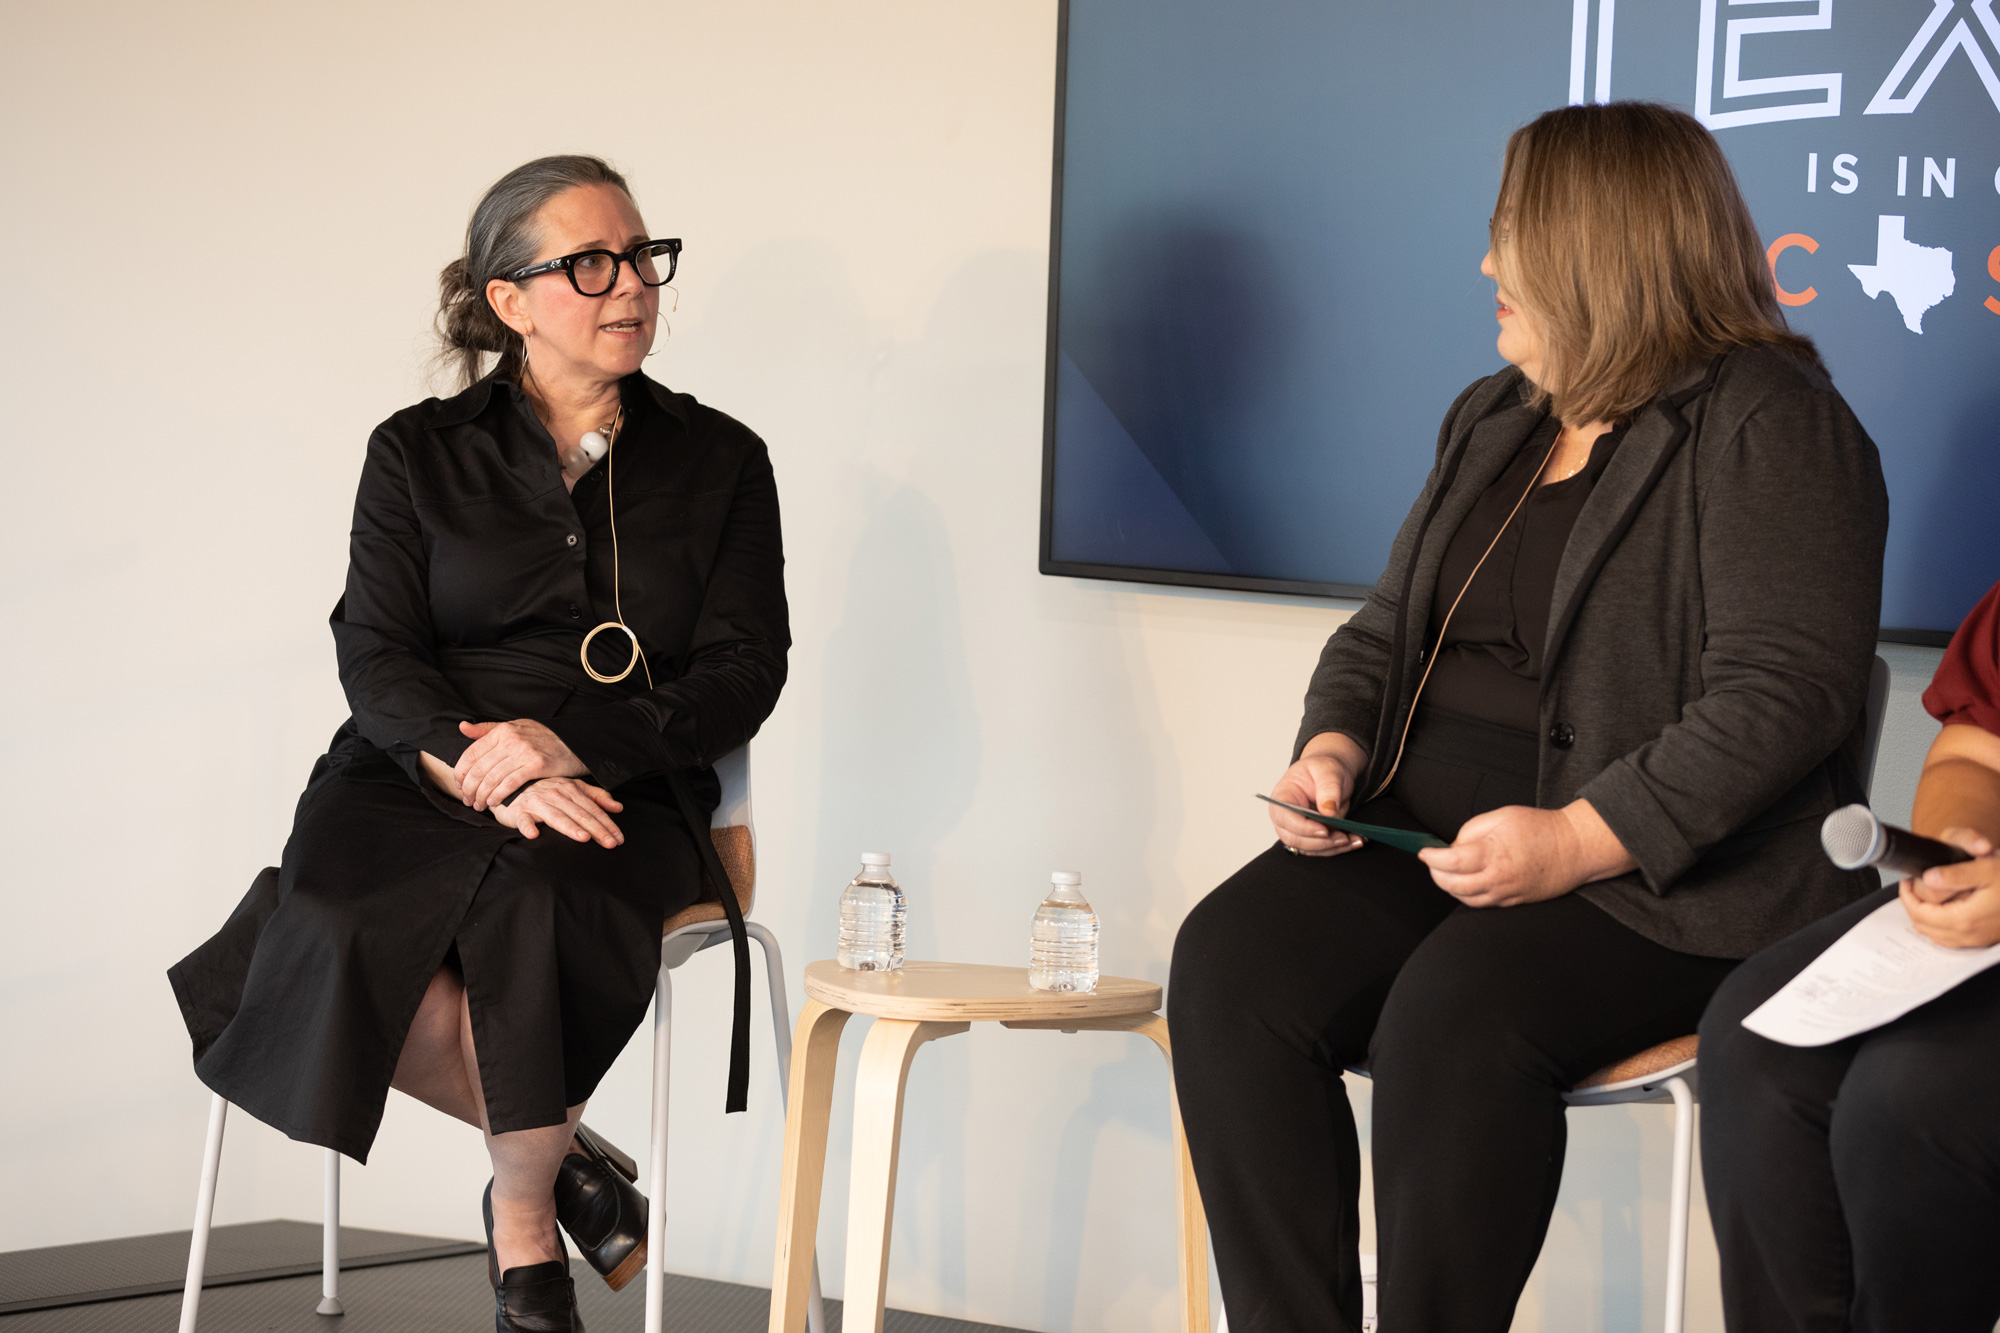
[494,1258,584,1333]
[554,1123,648,1290]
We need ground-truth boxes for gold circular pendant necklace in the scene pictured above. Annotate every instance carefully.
[570,405,654,689]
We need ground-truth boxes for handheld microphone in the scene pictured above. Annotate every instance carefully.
[1820,804,1972,876]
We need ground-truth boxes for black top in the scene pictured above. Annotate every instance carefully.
[1296,348,1889,958]
[168,370,790,1159]
[331,371,790,805]
[1421,414,1627,732]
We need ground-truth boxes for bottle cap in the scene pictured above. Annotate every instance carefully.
[1051,870,1082,885]
[860,852,891,866]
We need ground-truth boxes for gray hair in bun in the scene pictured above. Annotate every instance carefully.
[434,154,633,391]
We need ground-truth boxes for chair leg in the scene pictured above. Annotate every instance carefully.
[745,923,827,1333]
[842,1017,970,1333]
[178,1094,229,1333]
[1663,1076,1695,1333]
[317,1148,343,1315]
[645,963,674,1333]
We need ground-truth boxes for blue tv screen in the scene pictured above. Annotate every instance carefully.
[1040,0,2000,641]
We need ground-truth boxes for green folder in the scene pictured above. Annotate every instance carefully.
[1255,794,1447,854]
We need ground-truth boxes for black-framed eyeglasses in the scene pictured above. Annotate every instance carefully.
[509,238,681,297]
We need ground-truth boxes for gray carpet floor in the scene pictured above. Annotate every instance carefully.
[0,1233,1031,1333]
[0,1221,482,1314]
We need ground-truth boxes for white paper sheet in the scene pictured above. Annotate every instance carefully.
[1742,899,2000,1047]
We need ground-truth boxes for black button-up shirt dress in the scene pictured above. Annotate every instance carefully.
[168,372,789,1161]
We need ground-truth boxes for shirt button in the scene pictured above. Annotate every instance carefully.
[568,604,582,619]
[566,534,578,547]
[1549,721,1576,750]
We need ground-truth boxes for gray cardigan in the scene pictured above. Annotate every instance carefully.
[1297,346,1889,958]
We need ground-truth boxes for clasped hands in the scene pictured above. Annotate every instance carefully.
[1269,731,1634,907]
[420,720,624,849]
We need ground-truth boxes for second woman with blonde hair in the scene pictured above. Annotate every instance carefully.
[1168,102,1887,1331]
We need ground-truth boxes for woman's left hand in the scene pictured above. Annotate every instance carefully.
[1418,800,1636,908]
[1900,830,2000,949]
[453,719,589,810]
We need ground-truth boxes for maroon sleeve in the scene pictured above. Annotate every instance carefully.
[1923,580,2000,734]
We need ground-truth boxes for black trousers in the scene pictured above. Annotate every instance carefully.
[1168,711,1736,1332]
[1700,885,2000,1332]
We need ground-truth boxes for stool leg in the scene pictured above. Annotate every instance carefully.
[1131,1014,1211,1333]
[841,1018,969,1333]
[769,1001,853,1333]
[745,923,828,1333]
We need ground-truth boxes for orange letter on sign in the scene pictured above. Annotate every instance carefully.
[1986,245,1999,317]
[1767,234,1819,306]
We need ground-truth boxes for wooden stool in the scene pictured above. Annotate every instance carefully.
[766,961,1209,1333]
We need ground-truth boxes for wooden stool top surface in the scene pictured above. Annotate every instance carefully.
[804,959,1162,1022]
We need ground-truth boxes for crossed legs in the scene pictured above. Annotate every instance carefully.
[391,965,582,1273]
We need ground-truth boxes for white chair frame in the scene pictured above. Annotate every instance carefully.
[177,745,825,1333]
[1558,1050,1701,1332]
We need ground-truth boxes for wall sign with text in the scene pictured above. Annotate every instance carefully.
[1043,0,1998,639]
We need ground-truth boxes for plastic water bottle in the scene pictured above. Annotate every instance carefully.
[1029,871,1099,992]
[836,852,904,971]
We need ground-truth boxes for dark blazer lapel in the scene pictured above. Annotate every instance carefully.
[1542,407,1679,669]
[1542,357,1724,673]
[1406,402,1544,636]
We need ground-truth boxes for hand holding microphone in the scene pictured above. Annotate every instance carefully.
[1821,805,2000,948]
[1820,804,1973,877]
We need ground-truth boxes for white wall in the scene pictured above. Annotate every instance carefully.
[0,4,1947,1330]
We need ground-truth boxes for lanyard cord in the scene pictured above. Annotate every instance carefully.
[578,406,655,689]
[1365,431,1561,803]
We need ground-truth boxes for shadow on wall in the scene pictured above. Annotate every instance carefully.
[915,251,1192,1325]
[662,237,890,1287]
[1026,1035,1179,1330]
[814,478,982,1305]
[896,247,1204,1325]
[1066,216,1297,571]
[696,234,1187,1320]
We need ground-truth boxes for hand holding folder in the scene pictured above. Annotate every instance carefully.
[1256,794,1447,855]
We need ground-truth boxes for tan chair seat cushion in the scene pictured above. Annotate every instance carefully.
[661,825,754,937]
[1573,1034,1698,1091]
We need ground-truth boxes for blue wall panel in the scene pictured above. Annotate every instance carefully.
[1043,0,2000,637]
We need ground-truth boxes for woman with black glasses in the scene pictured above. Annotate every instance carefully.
[169,155,788,1332]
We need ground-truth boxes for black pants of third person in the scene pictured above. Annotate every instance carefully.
[1168,711,1737,1333]
[1700,885,2000,1333]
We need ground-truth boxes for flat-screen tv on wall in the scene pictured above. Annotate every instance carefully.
[1039,0,2000,642]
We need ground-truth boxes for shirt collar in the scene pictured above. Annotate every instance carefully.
[428,369,688,431]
